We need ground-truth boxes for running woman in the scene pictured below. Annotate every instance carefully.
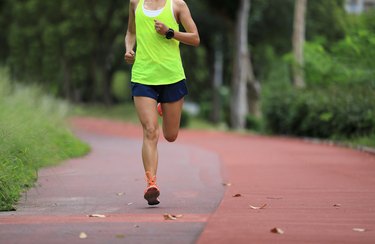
[124,0,200,205]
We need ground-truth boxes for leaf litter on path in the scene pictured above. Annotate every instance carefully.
[222,182,232,186]
[79,232,88,239]
[249,203,267,210]
[163,214,183,220]
[352,228,366,232]
[270,227,284,234]
[88,214,106,218]
[232,194,242,197]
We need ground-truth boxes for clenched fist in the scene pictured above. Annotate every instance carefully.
[154,19,168,35]
[124,50,135,64]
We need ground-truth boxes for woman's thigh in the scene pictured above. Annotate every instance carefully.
[134,96,159,133]
[161,98,184,142]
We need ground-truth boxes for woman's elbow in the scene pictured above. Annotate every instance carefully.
[193,35,200,47]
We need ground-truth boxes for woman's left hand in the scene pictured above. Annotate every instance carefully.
[154,20,168,35]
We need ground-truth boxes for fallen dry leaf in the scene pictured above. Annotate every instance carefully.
[79,232,88,239]
[127,202,133,206]
[233,194,242,197]
[333,204,341,207]
[164,214,177,220]
[352,228,366,232]
[134,224,140,228]
[163,214,183,220]
[88,214,106,218]
[116,192,125,196]
[270,227,284,234]
[249,203,267,210]
[222,182,232,186]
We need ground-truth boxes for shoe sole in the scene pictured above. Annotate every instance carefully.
[144,187,160,205]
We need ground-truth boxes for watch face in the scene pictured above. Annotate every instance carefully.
[166,29,174,39]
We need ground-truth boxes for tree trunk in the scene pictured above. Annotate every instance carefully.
[292,0,307,88]
[102,67,114,106]
[89,55,99,102]
[246,48,261,118]
[61,57,72,101]
[247,73,261,118]
[211,35,224,124]
[230,0,250,129]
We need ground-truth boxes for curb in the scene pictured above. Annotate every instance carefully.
[303,137,375,156]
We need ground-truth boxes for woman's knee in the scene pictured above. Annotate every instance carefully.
[143,124,159,141]
[164,132,178,142]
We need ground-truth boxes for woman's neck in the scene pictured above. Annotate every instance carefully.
[143,0,167,11]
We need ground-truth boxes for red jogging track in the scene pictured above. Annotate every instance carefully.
[1,117,375,244]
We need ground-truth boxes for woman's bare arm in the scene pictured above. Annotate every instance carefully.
[154,0,200,47]
[124,0,138,64]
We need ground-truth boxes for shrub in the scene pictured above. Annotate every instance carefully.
[180,109,191,128]
[111,71,131,102]
[245,114,263,132]
[262,85,375,138]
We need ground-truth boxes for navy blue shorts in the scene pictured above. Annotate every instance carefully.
[131,79,188,103]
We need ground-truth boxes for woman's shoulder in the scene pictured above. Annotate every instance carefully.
[173,0,188,9]
[130,0,140,10]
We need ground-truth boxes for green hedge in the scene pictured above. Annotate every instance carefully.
[262,85,375,138]
[0,69,90,211]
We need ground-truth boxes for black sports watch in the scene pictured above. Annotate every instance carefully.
[165,28,174,39]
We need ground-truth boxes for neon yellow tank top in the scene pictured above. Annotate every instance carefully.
[132,0,186,85]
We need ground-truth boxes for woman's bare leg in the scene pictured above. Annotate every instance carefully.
[161,98,184,142]
[134,97,159,176]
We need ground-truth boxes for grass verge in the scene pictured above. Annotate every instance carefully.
[72,103,225,131]
[73,101,374,150]
[340,134,375,150]
[0,69,90,211]
[73,103,139,124]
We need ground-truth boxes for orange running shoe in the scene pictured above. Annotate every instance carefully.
[144,171,160,205]
[157,103,163,116]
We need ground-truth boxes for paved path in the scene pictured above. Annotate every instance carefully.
[1,117,375,243]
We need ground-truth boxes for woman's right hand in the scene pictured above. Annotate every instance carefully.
[124,50,135,64]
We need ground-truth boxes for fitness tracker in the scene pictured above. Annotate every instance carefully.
[165,28,174,39]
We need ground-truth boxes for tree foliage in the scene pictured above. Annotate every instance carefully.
[304,9,375,86]
[4,0,128,103]
[1,0,372,131]
[306,0,346,43]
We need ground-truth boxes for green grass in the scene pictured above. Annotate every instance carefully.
[72,103,139,124]
[340,134,375,149]
[0,69,90,211]
[71,103,226,131]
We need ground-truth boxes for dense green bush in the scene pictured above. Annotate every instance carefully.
[0,69,89,211]
[111,71,131,102]
[180,109,191,128]
[262,85,375,138]
[245,114,263,132]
